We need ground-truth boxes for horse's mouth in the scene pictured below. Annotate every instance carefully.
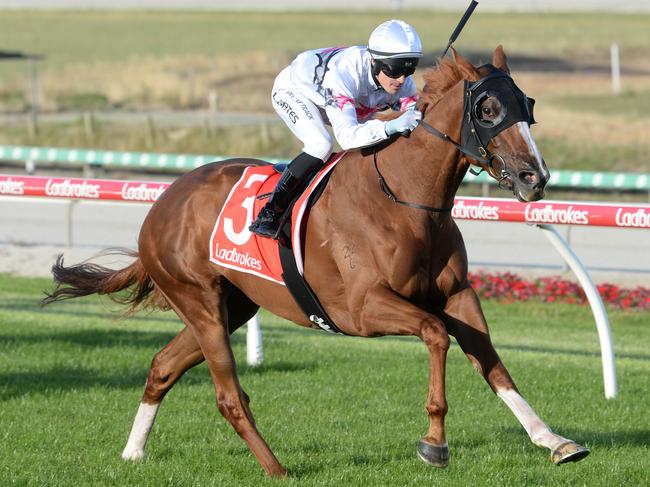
[501,175,535,202]
[513,181,546,202]
[491,155,549,202]
[514,188,529,202]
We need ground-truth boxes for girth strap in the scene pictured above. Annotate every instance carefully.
[276,177,344,335]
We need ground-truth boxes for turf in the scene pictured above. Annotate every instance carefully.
[0,275,648,486]
[0,11,648,70]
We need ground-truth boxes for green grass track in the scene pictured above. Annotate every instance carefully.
[1,11,648,73]
[0,275,648,486]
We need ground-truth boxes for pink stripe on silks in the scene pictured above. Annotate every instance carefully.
[355,104,381,120]
[399,95,419,111]
[332,95,380,120]
[319,46,347,54]
[333,94,355,110]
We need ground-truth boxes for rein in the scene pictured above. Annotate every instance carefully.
[372,118,508,213]
[419,120,490,166]
[372,149,454,213]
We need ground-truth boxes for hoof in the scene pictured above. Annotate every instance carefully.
[417,439,449,468]
[121,448,146,461]
[552,441,590,465]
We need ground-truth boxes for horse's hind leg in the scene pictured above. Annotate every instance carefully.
[444,288,589,465]
[122,327,204,460]
[157,279,286,477]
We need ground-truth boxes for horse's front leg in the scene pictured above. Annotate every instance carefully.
[360,286,451,467]
[444,287,590,465]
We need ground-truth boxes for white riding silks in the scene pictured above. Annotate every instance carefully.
[275,46,418,152]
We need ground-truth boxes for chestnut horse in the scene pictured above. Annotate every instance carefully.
[43,47,589,477]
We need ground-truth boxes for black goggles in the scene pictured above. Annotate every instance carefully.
[377,57,419,78]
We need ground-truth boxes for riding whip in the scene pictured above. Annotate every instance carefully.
[397,0,479,138]
[440,0,479,58]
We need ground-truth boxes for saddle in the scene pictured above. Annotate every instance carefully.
[209,153,347,333]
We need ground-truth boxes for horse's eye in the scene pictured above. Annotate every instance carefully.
[479,100,498,120]
[473,94,506,127]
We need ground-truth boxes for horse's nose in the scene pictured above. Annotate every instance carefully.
[518,164,549,191]
[518,170,539,188]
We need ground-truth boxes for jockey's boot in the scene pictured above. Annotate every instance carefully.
[249,152,323,239]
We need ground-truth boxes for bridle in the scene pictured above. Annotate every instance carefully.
[417,119,512,191]
[417,119,508,184]
[374,65,536,212]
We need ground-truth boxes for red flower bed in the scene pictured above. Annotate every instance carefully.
[468,271,650,310]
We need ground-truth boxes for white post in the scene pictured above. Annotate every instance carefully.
[28,58,39,137]
[610,43,621,94]
[208,90,218,114]
[246,314,263,367]
[537,224,618,399]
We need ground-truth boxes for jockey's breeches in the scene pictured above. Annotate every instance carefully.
[271,67,333,161]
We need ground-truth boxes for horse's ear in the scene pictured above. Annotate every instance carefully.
[451,46,479,80]
[492,45,510,74]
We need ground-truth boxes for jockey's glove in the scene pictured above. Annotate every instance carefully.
[384,108,422,136]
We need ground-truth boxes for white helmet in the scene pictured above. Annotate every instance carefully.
[368,19,423,59]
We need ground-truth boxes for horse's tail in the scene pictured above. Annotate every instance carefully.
[41,248,169,313]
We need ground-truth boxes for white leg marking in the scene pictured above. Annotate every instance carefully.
[121,402,160,461]
[516,122,549,179]
[497,389,568,450]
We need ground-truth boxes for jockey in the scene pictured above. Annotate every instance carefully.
[249,19,424,239]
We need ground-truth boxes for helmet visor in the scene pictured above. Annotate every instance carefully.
[377,57,419,79]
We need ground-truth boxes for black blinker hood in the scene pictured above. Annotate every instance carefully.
[460,64,536,160]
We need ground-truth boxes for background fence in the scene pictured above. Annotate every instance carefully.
[2,145,649,197]
[2,172,649,227]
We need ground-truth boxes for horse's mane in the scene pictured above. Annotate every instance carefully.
[416,57,466,112]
